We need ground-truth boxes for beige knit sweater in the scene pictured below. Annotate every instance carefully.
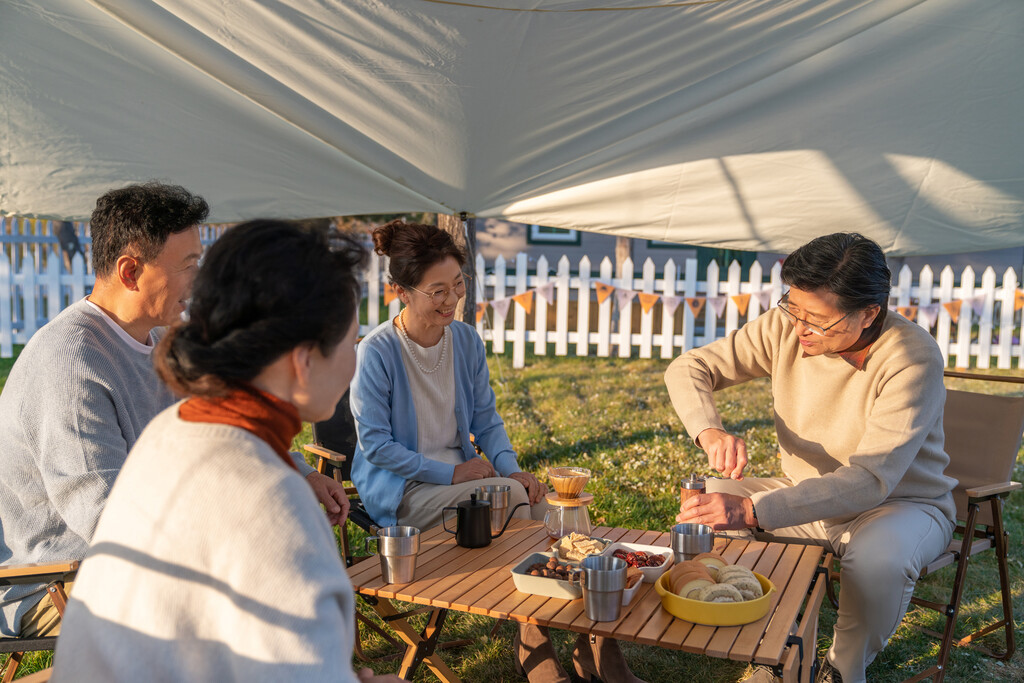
[51,406,359,682]
[665,308,956,530]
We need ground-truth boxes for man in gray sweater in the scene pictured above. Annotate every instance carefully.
[0,183,210,638]
[0,183,352,640]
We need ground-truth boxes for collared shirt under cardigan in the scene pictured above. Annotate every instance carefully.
[350,320,522,527]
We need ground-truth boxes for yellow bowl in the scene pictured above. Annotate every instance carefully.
[654,571,775,626]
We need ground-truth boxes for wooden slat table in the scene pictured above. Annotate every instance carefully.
[350,519,830,682]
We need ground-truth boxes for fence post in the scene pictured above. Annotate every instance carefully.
[976,267,996,369]
[534,255,550,357]
[492,255,508,355]
[917,265,935,332]
[19,252,39,343]
[597,257,613,357]
[996,267,1017,369]
[44,255,61,322]
[555,256,570,356]
[512,252,528,369]
[954,266,975,368]
[617,257,634,359]
[703,260,721,346]
[659,258,677,359]
[748,261,764,319]
[724,261,742,335]
[936,266,954,366]
[576,256,592,358]
[0,252,12,357]
[682,258,698,352]
[639,258,656,359]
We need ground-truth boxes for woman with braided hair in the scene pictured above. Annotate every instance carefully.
[53,220,402,682]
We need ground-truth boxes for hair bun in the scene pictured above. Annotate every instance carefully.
[371,219,403,257]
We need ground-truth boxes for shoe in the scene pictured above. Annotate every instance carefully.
[816,659,843,683]
[514,623,571,682]
[741,665,777,682]
[571,634,647,683]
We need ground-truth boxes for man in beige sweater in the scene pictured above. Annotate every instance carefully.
[666,234,955,683]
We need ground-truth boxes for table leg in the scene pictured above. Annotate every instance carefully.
[368,598,462,682]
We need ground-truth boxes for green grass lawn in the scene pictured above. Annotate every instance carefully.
[2,348,1022,681]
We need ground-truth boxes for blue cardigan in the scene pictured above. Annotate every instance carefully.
[350,320,521,527]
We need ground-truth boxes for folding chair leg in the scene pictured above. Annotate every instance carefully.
[2,652,24,683]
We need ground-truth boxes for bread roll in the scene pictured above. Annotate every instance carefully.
[668,561,712,586]
[722,574,763,600]
[717,565,756,582]
[697,582,744,603]
[693,553,727,580]
[671,568,714,596]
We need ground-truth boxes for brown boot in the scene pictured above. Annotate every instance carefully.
[571,634,647,683]
[514,623,571,682]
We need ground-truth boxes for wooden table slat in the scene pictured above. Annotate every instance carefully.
[754,545,824,665]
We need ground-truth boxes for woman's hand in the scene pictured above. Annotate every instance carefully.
[304,471,351,526]
[508,471,548,504]
[696,428,748,480]
[452,458,496,484]
[676,492,755,531]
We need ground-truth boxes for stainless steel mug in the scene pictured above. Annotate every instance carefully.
[671,523,714,562]
[364,526,420,583]
[476,484,511,535]
[573,555,627,622]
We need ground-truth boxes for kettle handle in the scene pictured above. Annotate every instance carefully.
[492,501,530,538]
[441,506,458,535]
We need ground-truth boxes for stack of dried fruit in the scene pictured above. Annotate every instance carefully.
[611,549,666,568]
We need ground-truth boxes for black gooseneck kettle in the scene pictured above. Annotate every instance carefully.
[442,493,528,548]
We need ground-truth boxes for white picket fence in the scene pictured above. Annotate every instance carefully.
[3,224,1023,369]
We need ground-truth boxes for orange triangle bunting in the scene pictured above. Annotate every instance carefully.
[685,297,705,318]
[638,293,659,314]
[475,302,488,323]
[1016,289,1024,311]
[383,283,397,306]
[513,291,534,315]
[594,282,615,305]
[942,300,962,323]
[897,306,918,320]
[731,293,751,317]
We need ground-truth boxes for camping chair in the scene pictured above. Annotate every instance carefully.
[826,370,1024,682]
[0,561,78,683]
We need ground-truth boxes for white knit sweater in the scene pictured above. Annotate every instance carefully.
[51,407,359,682]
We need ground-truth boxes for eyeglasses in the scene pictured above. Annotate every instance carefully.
[776,297,853,336]
[407,274,472,306]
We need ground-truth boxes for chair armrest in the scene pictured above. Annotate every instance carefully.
[303,443,348,464]
[966,481,1022,500]
[0,560,79,586]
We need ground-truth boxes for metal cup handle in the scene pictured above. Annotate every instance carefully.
[441,506,458,535]
[364,535,379,554]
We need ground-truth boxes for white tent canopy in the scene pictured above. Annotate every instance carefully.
[2,0,1022,255]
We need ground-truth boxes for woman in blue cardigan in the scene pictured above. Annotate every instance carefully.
[350,220,645,683]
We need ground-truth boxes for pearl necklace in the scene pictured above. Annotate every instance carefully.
[398,310,448,374]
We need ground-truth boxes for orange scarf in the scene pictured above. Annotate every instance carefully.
[179,385,301,471]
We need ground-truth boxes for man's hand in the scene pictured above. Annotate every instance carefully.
[305,471,351,526]
[696,428,748,480]
[452,458,496,484]
[508,471,548,505]
[676,492,756,531]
